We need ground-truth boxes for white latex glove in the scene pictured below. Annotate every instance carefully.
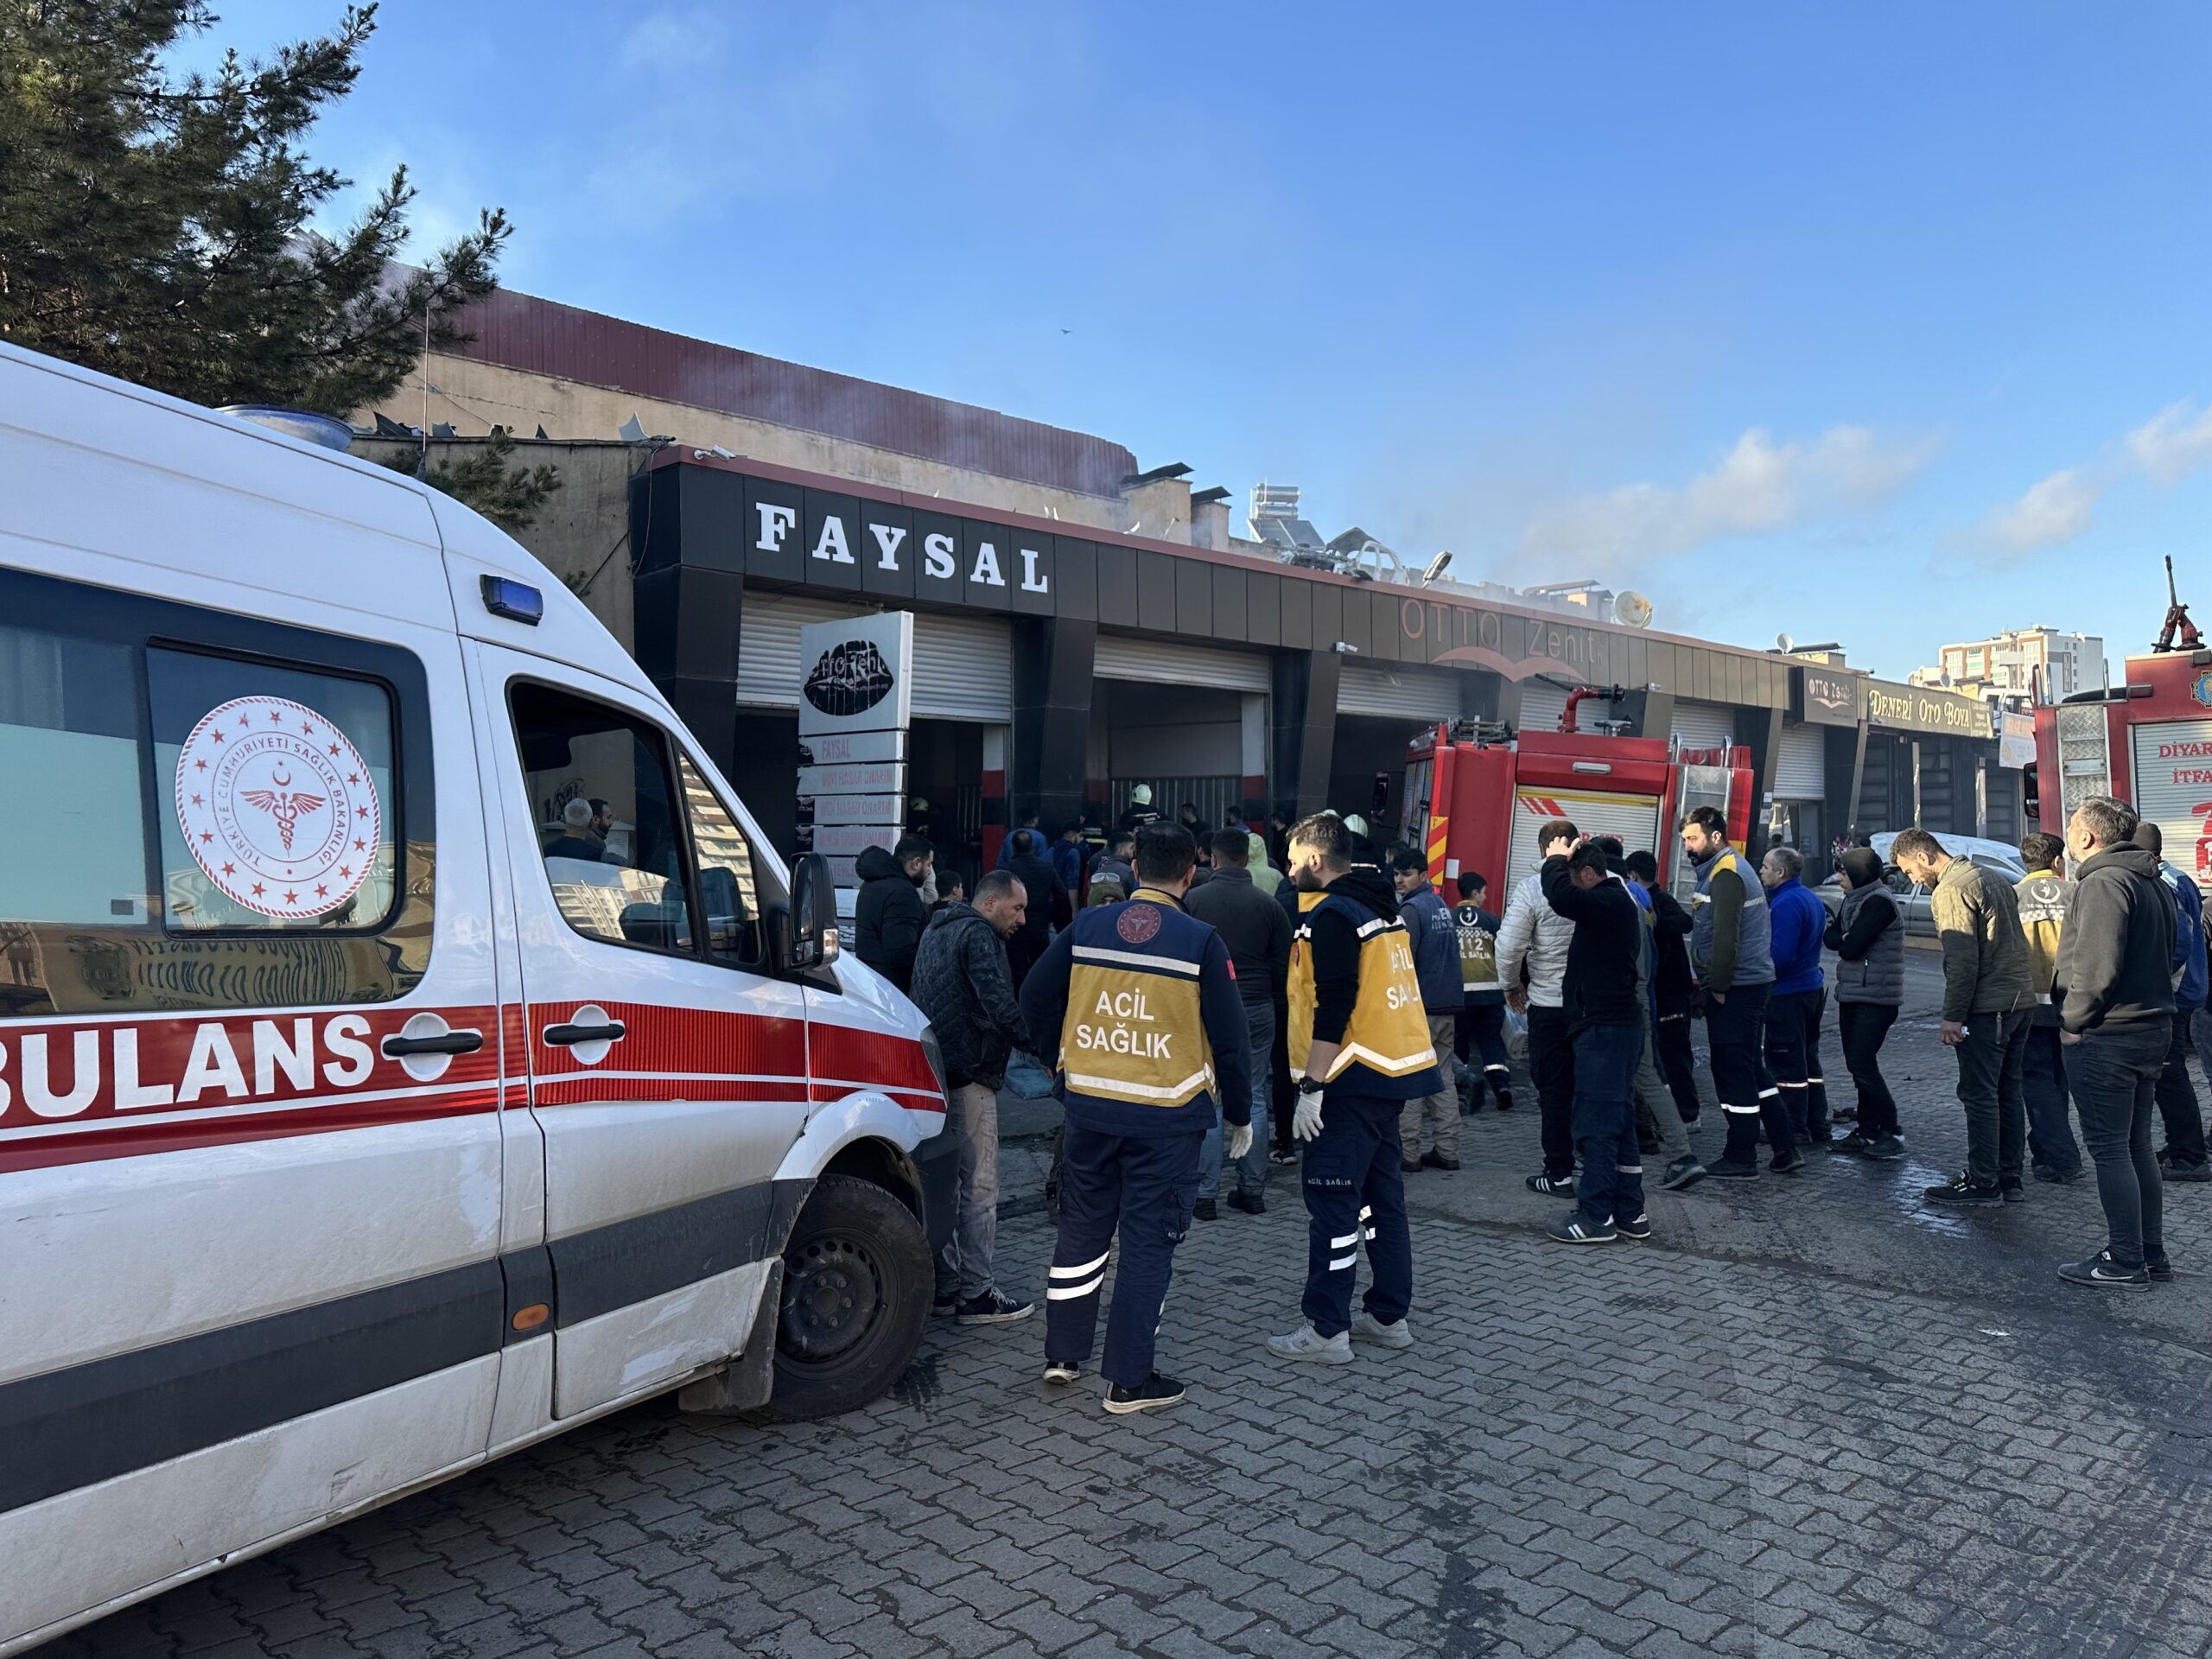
[1294,1089,1325,1142]
[1224,1122,1254,1161]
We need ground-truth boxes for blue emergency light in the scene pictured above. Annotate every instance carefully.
[480,575,543,626]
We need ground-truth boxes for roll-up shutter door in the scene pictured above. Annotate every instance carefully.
[1775,722,1826,798]
[2130,718,2212,891]
[1502,788,1664,893]
[1095,632,1270,692]
[739,594,1010,721]
[909,612,1012,721]
[1671,701,1735,750]
[1516,680,1569,735]
[1338,662,1462,720]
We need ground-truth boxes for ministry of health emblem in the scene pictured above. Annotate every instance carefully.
[175,695,380,918]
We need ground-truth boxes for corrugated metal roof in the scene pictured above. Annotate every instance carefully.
[442,287,1136,499]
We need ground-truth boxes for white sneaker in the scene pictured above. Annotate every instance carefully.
[1350,1309,1414,1349]
[1266,1324,1353,1364]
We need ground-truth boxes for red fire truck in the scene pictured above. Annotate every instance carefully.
[2035,566,2212,882]
[1401,685,1757,901]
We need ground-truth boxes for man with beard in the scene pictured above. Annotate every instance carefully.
[1268,814,1441,1365]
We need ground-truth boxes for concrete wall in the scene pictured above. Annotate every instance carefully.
[366,355,1131,537]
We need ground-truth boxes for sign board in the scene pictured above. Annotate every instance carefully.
[2130,719,2212,887]
[798,728,906,766]
[1793,665,1866,727]
[1866,679,1988,737]
[1999,711,2036,770]
[796,611,913,739]
[805,823,909,859]
[797,761,905,796]
[806,792,907,825]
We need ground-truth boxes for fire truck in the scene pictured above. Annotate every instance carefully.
[2035,560,2212,883]
[1401,684,1757,902]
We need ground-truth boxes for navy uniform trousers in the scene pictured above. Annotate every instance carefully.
[1299,1095,1413,1338]
[1046,1123,1203,1388]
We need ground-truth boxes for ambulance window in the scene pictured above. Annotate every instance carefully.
[146,648,400,933]
[678,753,768,969]
[0,621,149,927]
[510,683,694,957]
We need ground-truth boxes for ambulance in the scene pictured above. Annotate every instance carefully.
[0,343,955,1651]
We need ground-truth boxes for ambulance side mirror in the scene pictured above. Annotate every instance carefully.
[784,851,840,972]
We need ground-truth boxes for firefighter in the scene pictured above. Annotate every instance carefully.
[1268,812,1442,1364]
[1019,822,1252,1414]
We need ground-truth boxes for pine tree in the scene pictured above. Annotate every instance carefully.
[0,2,509,417]
[403,428,563,534]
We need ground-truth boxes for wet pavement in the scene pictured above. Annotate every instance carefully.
[52,948,2212,1658]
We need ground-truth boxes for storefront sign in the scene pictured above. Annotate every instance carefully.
[1999,712,2036,770]
[1792,665,1866,727]
[1866,679,1987,736]
[797,611,915,885]
[798,611,913,737]
[798,729,906,766]
[796,761,905,795]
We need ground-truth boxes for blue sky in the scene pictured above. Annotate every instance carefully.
[204,3,2212,681]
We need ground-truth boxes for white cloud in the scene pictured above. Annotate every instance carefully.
[1519,424,1936,567]
[2126,399,2212,485]
[1983,467,2100,552]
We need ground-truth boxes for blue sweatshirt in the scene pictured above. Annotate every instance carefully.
[1767,875,1827,997]
[1400,884,1465,1014]
[2159,862,2207,1014]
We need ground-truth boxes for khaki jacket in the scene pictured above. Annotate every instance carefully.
[1931,857,2032,1021]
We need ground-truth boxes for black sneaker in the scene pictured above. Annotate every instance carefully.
[2058,1250,2150,1288]
[1225,1189,1267,1215]
[1705,1159,1760,1179]
[956,1288,1036,1325]
[1103,1371,1185,1414]
[1831,1130,1872,1155]
[2165,1160,2212,1184]
[1615,1212,1653,1241]
[1495,1090,1515,1112]
[1269,1148,1299,1166]
[1526,1172,1576,1196]
[932,1293,959,1319]
[1042,1360,1083,1385]
[2000,1179,2026,1205]
[2147,1255,2176,1283]
[1420,1148,1461,1172]
[1802,1127,1834,1147]
[1862,1134,1905,1161]
[1401,1158,1422,1173]
[1547,1214,1618,1244]
[1679,1108,1700,1126]
[1659,1155,1707,1191]
[1833,1105,1858,1123]
[1770,1149,1807,1175]
[1925,1176,2003,1207]
[1192,1197,1217,1221]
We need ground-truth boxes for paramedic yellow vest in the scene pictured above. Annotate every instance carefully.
[1289,891,1436,1084]
[1287,888,1326,1079]
[1058,887,1219,1109]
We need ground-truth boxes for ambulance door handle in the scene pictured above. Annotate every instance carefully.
[382,1029,486,1058]
[543,1020,626,1046]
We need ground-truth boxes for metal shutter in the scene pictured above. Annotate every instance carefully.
[1502,788,1664,892]
[1775,722,1826,797]
[1337,662,1461,720]
[2131,718,2212,892]
[739,594,1010,721]
[1095,632,1269,692]
[909,612,1011,721]
[1516,680,1569,735]
[1671,701,1735,749]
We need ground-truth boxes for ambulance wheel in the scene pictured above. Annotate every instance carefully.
[755,1175,931,1422]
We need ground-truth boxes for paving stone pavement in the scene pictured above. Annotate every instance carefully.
[53,953,2212,1658]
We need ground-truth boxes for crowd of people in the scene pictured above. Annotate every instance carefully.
[842,784,2202,1413]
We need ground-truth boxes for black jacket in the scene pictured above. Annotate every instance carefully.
[2056,845,2177,1036]
[1005,850,1072,933]
[1540,855,1643,1031]
[854,844,927,992]
[1646,885,1696,1018]
[1185,865,1294,1007]
[909,903,1029,1089]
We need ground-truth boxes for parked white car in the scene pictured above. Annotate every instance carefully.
[1814,831,2027,938]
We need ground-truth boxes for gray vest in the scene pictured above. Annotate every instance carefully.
[1692,848,1774,987]
[1833,883,1905,1006]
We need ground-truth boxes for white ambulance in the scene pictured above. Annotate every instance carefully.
[0,342,957,1652]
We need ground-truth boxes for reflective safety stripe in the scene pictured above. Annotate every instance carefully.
[1051,1251,1109,1279]
[1758,1088,1779,1099]
[1484,1064,1510,1074]
[1722,1103,1762,1115]
[1071,944,1202,977]
[1046,1274,1105,1300]
[1330,1230,1361,1249]
[1337,1038,1440,1073]
[1777,1081,1808,1090]
[1328,1253,1357,1271]
[1353,916,1394,938]
[1065,1065,1216,1101]
[1618,1164,1643,1173]
[1807,1075,1824,1084]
